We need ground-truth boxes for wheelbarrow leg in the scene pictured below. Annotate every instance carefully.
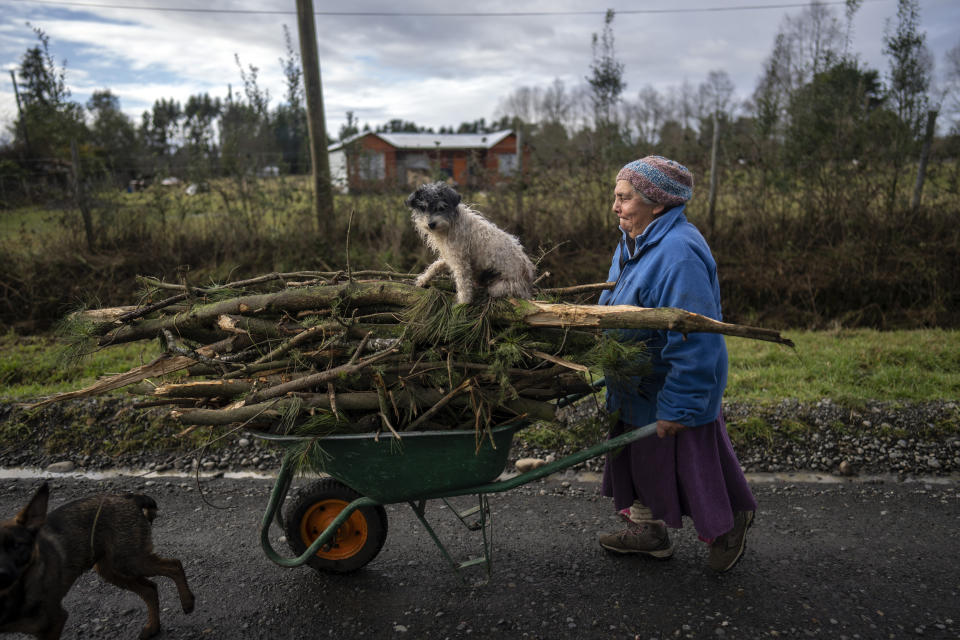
[441,495,490,531]
[408,495,493,582]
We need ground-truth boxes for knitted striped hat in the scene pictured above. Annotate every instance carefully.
[616,155,693,207]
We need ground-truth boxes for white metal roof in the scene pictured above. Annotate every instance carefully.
[329,130,513,152]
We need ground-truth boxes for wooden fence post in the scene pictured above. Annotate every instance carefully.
[707,110,720,235]
[911,109,938,211]
[70,139,95,252]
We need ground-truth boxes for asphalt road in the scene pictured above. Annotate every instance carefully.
[1,472,957,640]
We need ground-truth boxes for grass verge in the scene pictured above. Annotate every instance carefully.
[4,329,956,404]
[2,329,957,459]
[0,332,162,399]
[725,328,960,404]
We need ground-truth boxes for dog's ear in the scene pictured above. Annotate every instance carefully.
[404,191,418,210]
[15,482,49,531]
[441,185,461,211]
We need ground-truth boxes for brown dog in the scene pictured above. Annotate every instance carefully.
[0,483,195,639]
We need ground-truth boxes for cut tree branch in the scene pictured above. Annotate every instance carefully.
[244,342,401,403]
[509,300,794,346]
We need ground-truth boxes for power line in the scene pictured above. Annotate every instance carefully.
[10,0,888,17]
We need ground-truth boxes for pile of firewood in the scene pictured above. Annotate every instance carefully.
[32,270,792,440]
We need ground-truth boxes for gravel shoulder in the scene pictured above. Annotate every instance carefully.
[2,397,958,481]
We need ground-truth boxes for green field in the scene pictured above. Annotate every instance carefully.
[2,329,957,405]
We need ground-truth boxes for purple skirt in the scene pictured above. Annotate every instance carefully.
[600,414,757,540]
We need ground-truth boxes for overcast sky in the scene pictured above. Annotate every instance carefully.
[1,0,958,144]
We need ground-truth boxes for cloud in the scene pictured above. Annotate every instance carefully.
[0,0,957,138]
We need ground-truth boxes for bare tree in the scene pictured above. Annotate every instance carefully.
[699,70,736,233]
[663,81,696,133]
[841,0,865,58]
[784,0,844,79]
[699,70,736,118]
[630,85,667,148]
[496,85,540,125]
[752,1,847,137]
[541,78,573,128]
[496,79,576,134]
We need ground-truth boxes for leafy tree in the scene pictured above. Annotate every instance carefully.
[751,1,848,140]
[883,0,933,136]
[752,33,793,140]
[586,9,625,129]
[656,119,699,164]
[220,57,277,176]
[183,93,222,156]
[375,119,431,133]
[86,90,137,178]
[338,111,360,141]
[140,98,182,162]
[456,119,489,134]
[785,60,895,221]
[881,0,933,208]
[11,27,86,160]
[274,25,308,173]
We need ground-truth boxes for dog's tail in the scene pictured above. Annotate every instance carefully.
[124,493,159,523]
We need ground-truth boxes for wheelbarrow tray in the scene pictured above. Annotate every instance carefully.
[258,419,659,572]
[256,421,525,504]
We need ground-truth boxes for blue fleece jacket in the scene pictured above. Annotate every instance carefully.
[598,204,727,427]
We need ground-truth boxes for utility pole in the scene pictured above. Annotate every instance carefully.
[514,119,524,233]
[296,0,335,237]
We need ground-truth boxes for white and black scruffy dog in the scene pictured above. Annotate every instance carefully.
[406,182,536,304]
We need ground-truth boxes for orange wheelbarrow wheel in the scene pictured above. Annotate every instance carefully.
[283,478,388,573]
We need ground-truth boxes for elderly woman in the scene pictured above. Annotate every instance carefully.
[596,155,757,573]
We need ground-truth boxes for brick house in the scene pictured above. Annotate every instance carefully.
[328,130,524,192]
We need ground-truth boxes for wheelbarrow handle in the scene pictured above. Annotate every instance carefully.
[258,457,379,568]
[434,420,658,499]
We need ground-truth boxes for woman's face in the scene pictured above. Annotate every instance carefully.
[612,180,665,239]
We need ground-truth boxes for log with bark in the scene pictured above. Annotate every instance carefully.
[33,271,793,441]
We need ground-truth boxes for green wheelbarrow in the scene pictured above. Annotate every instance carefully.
[257,388,658,576]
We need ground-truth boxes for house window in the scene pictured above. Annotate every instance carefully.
[497,153,518,176]
[357,151,386,180]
